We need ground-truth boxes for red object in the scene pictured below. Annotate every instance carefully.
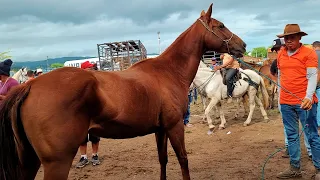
[81,61,94,69]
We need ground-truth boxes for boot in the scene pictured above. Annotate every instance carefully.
[277,166,301,179]
[281,148,289,158]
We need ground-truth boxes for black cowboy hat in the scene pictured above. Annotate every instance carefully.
[271,38,285,52]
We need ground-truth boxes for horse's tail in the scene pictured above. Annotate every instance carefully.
[0,83,32,180]
[259,76,269,109]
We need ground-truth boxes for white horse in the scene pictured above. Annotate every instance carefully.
[195,62,249,120]
[193,61,269,135]
[12,67,28,84]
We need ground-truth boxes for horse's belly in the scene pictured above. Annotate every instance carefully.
[89,118,159,139]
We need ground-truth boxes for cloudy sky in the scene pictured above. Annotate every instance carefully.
[0,0,319,62]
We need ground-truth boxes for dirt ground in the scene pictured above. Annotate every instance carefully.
[35,98,317,180]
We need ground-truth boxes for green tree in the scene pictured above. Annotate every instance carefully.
[251,47,267,58]
[0,51,12,61]
[244,51,251,56]
[50,63,64,69]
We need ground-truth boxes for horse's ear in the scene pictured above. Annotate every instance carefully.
[200,10,205,17]
[205,3,213,19]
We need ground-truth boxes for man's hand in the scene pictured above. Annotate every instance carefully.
[214,66,221,71]
[301,98,312,110]
[0,95,5,100]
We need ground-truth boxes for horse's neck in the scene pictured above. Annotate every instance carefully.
[194,69,220,86]
[12,70,21,80]
[158,22,204,88]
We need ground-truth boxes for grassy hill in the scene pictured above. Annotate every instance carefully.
[11,56,95,70]
[11,53,160,71]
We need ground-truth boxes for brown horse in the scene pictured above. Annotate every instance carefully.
[240,60,278,109]
[259,64,278,109]
[0,4,246,180]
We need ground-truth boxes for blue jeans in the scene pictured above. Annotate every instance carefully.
[183,93,193,125]
[280,104,320,169]
[316,88,320,127]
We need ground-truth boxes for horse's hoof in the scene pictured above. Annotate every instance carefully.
[263,119,270,123]
[243,123,248,127]
[218,126,225,130]
[207,129,214,135]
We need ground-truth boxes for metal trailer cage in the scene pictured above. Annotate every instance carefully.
[97,40,147,71]
[201,51,222,66]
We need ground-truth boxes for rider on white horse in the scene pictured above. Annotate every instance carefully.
[213,53,240,102]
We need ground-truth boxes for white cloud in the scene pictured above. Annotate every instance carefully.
[0,0,319,61]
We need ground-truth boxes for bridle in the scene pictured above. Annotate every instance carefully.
[197,18,234,54]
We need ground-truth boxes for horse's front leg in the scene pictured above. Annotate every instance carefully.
[204,97,219,135]
[200,95,208,121]
[155,128,168,180]
[214,103,220,119]
[217,102,227,130]
[167,120,190,180]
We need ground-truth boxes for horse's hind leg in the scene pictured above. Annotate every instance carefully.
[155,128,168,180]
[167,121,190,180]
[20,141,41,179]
[254,95,269,122]
[242,93,249,117]
[234,97,242,119]
[243,87,256,126]
[42,154,77,180]
[23,115,89,180]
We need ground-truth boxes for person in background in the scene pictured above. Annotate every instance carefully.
[210,57,218,69]
[35,68,43,77]
[25,70,35,83]
[0,59,19,104]
[276,24,320,179]
[183,88,194,128]
[76,60,101,168]
[313,41,320,128]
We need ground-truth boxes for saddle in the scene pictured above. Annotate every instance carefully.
[220,68,242,86]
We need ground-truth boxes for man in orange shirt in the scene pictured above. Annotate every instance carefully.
[276,24,320,179]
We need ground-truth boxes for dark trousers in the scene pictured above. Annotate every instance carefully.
[225,68,238,97]
[81,134,100,145]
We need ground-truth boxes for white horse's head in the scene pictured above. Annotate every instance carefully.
[12,67,28,84]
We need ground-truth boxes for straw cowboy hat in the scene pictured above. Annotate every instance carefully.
[277,24,308,38]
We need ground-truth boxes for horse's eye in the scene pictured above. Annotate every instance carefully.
[219,24,225,29]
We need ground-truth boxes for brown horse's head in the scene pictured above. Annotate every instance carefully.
[198,4,246,57]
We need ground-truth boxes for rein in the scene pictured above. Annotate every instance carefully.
[191,71,215,93]
[197,18,234,54]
